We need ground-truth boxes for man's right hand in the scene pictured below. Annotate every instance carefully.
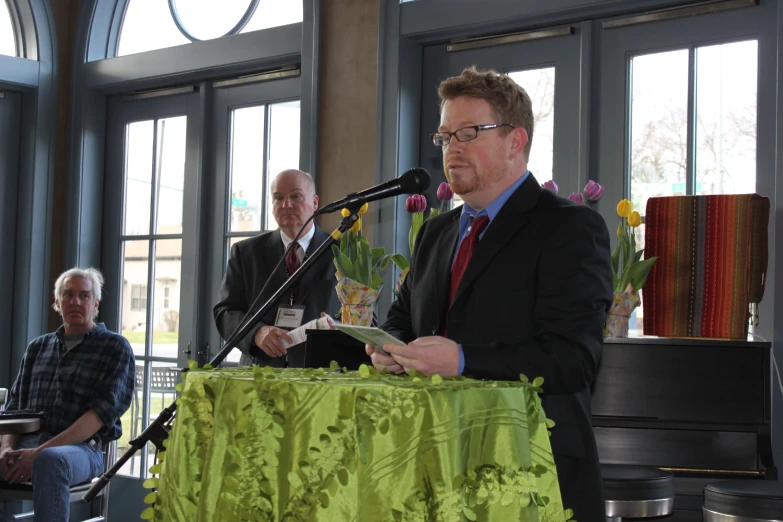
[0,448,12,481]
[254,326,294,358]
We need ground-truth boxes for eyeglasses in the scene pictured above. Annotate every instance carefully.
[431,123,515,147]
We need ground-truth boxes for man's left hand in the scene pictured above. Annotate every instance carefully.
[4,447,39,484]
[383,336,460,377]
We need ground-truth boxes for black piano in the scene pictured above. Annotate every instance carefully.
[592,337,776,521]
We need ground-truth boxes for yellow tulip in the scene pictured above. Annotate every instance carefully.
[628,211,642,228]
[350,216,362,233]
[616,199,632,218]
[342,203,369,217]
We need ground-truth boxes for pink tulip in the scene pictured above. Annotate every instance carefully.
[583,180,605,201]
[436,182,454,201]
[541,180,559,194]
[569,192,584,205]
[405,194,427,213]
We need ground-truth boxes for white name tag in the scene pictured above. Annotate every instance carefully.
[274,305,305,329]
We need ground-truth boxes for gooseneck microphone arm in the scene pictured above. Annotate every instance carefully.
[83,211,362,503]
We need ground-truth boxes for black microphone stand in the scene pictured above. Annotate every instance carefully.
[83,210,361,502]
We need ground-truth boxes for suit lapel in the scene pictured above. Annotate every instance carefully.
[434,211,460,323]
[451,175,542,306]
[296,227,332,303]
[262,231,288,302]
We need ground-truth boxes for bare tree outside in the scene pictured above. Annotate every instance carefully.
[510,67,555,183]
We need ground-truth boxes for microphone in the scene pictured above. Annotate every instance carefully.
[315,167,431,215]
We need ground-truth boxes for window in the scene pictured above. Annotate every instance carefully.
[108,103,191,480]
[629,40,758,223]
[0,0,16,57]
[226,99,301,246]
[119,116,185,359]
[130,284,147,311]
[509,67,555,184]
[117,0,303,56]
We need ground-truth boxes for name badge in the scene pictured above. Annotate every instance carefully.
[274,305,305,329]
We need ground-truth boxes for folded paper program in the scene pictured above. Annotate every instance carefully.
[282,315,335,350]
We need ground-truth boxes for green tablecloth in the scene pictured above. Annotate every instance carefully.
[148,366,567,521]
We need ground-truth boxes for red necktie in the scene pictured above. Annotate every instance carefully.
[285,242,301,275]
[285,242,302,302]
[448,215,490,304]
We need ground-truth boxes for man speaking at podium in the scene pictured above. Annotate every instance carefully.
[214,169,340,367]
[369,67,613,520]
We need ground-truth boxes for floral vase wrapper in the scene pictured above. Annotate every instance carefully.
[394,267,411,298]
[335,273,382,326]
[603,283,642,338]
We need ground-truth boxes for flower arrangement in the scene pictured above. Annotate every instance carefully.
[407,182,454,255]
[611,199,657,294]
[541,179,605,205]
[331,203,405,325]
[604,199,659,337]
[394,182,455,296]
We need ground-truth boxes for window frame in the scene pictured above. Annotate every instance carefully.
[596,5,776,230]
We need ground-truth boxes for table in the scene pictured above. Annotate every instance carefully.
[0,418,40,435]
[150,367,566,522]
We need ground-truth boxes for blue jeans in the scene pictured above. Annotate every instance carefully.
[7,433,104,522]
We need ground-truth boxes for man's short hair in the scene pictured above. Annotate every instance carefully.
[52,267,104,315]
[438,66,535,159]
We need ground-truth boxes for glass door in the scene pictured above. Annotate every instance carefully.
[205,75,302,364]
[103,89,200,481]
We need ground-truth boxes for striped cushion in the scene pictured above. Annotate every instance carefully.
[643,194,769,339]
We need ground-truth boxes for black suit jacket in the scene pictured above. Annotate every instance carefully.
[213,227,340,366]
[383,174,613,520]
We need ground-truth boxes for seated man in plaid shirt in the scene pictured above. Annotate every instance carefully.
[0,267,135,522]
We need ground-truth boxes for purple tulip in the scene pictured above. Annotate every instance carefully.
[583,180,605,201]
[436,182,454,201]
[405,194,427,213]
[541,180,559,194]
[569,192,585,205]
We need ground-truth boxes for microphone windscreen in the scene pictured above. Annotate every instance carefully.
[399,168,432,194]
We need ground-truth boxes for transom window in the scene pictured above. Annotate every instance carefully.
[0,0,17,57]
[117,0,303,56]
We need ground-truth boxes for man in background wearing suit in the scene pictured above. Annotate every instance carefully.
[370,67,613,519]
[214,169,340,367]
